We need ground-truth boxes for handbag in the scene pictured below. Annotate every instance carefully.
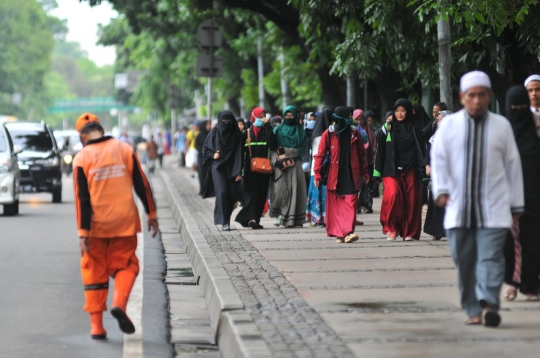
[247,129,273,174]
[320,132,331,186]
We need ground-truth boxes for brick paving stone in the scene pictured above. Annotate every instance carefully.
[162,165,354,358]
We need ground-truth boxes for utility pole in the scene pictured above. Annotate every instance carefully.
[438,16,453,110]
[279,50,289,108]
[257,36,265,108]
[347,72,355,107]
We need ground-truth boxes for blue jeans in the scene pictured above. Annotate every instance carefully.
[447,228,508,317]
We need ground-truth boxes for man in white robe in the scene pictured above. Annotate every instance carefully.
[431,71,524,327]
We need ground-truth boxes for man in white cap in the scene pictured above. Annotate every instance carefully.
[524,74,540,112]
[431,70,524,327]
[524,75,540,136]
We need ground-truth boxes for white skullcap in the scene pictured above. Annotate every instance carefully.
[460,71,491,93]
[524,75,540,87]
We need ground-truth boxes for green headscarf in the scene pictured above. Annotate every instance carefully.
[274,105,307,156]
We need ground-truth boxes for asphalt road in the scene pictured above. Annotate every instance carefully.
[0,176,173,358]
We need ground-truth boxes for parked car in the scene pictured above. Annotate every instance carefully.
[54,130,83,177]
[5,122,62,203]
[0,124,20,215]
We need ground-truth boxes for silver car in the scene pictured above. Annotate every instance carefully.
[0,124,20,215]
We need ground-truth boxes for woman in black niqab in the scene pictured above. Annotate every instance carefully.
[503,85,540,300]
[196,120,211,195]
[202,110,244,230]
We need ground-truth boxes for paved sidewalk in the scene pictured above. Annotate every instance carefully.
[161,158,540,358]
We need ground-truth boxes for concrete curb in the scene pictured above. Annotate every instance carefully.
[159,170,273,358]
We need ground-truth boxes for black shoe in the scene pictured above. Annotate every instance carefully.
[222,224,230,231]
[256,224,264,229]
[479,300,501,328]
[110,307,135,334]
[248,220,257,229]
[484,310,501,327]
[91,333,107,340]
[365,209,373,214]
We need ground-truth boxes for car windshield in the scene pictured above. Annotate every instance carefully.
[9,129,53,151]
[55,135,80,149]
[0,130,6,152]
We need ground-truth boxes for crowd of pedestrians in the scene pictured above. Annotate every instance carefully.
[150,69,540,330]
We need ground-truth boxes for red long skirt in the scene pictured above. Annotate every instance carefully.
[381,167,422,240]
[326,191,357,238]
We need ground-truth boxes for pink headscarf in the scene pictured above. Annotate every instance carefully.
[353,109,364,120]
[251,107,265,137]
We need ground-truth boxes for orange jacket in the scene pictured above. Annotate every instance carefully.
[73,136,157,238]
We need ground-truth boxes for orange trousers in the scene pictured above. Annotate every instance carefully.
[80,236,139,313]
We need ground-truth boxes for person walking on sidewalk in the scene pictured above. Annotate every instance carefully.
[202,110,243,231]
[306,108,333,227]
[195,120,211,195]
[146,136,158,175]
[73,113,159,339]
[269,105,308,228]
[314,106,369,243]
[423,109,451,240]
[374,98,426,241]
[235,107,277,229]
[431,71,524,327]
[503,85,540,302]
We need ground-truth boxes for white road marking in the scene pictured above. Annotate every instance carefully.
[122,212,145,357]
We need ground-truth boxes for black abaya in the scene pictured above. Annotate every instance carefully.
[423,123,445,238]
[503,86,540,294]
[202,111,243,225]
[235,123,277,226]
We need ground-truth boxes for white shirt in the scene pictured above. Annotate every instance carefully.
[431,109,524,230]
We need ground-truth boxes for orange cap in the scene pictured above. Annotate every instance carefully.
[76,113,100,133]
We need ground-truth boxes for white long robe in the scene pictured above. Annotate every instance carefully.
[431,109,524,230]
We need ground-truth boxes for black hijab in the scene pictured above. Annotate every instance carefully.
[217,111,241,153]
[506,86,539,155]
[393,98,417,170]
[312,108,334,139]
[195,121,209,152]
[507,85,540,202]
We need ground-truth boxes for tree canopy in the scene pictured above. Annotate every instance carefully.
[85,0,540,122]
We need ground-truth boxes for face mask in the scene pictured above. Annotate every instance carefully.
[254,118,265,127]
[284,117,295,126]
[305,121,316,130]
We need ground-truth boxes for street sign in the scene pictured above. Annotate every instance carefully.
[114,71,145,93]
[47,97,137,114]
[196,55,223,78]
[196,19,222,54]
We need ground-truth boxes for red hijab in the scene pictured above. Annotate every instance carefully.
[251,107,265,137]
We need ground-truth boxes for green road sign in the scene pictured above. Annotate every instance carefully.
[47,97,137,114]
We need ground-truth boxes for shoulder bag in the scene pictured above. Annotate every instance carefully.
[247,129,273,174]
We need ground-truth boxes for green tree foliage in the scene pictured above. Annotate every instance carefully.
[0,0,54,118]
[86,0,540,117]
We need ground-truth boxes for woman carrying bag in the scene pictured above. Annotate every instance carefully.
[314,106,369,243]
[235,107,277,229]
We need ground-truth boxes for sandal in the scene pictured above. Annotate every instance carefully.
[503,286,517,301]
[525,294,540,301]
[387,232,397,241]
[465,317,482,325]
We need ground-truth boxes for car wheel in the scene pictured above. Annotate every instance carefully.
[52,190,62,203]
[4,203,16,216]
[14,200,19,215]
